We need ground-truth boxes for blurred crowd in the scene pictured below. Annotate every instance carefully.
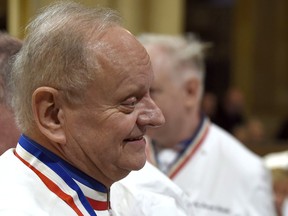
[202,87,288,145]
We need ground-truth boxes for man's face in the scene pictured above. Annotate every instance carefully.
[146,46,188,147]
[61,27,164,186]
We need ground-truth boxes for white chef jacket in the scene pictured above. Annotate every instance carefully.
[111,161,194,216]
[0,135,114,216]
[147,116,277,216]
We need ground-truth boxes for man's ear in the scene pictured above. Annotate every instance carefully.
[184,77,200,109]
[32,87,66,145]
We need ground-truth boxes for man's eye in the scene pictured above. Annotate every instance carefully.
[120,97,138,114]
[122,97,137,107]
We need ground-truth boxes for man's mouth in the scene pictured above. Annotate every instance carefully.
[124,136,144,142]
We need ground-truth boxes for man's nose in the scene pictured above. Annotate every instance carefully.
[137,97,165,128]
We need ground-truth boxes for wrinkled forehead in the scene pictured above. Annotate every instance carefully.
[82,27,153,102]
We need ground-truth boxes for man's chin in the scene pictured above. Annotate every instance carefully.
[126,156,147,172]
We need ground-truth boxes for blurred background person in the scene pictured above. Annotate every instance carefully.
[233,117,266,145]
[214,86,246,135]
[264,151,288,216]
[201,91,218,122]
[0,31,21,155]
[245,117,266,144]
[275,117,288,143]
[139,33,276,216]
